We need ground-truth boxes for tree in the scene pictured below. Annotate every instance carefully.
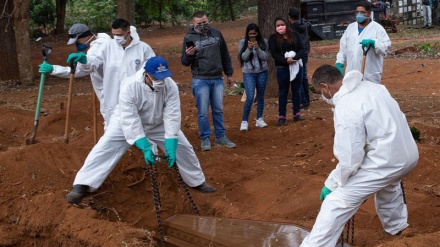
[258,0,300,97]
[55,0,68,34]
[0,0,33,86]
[117,0,135,25]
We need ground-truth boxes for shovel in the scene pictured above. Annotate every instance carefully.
[26,45,52,145]
[63,60,77,144]
[361,45,371,79]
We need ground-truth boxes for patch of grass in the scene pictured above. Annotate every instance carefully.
[410,127,421,143]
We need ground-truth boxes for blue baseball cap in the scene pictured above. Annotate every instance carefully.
[144,56,173,80]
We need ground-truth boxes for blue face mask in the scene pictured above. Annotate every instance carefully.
[356,13,367,23]
[75,36,94,52]
[76,42,88,51]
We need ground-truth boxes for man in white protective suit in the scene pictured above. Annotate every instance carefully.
[38,23,111,122]
[40,19,155,129]
[65,56,216,204]
[300,65,418,247]
[335,1,391,84]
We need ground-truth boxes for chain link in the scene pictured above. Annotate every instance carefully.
[148,165,165,247]
[173,164,200,215]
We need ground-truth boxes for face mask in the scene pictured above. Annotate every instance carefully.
[114,35,127,45]
[148,75,165,89]
[321,88,334,105]
[196,24,209,32]
[356,13,367,23]
[75,36,94,51]
[276,25,286,34]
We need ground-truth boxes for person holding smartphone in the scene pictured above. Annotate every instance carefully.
[181,10,236,151]
[237,23,269,131]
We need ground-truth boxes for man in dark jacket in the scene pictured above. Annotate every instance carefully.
[288,7,312,109]
[181,10,236,151]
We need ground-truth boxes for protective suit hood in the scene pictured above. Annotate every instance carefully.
[333,70,363,105]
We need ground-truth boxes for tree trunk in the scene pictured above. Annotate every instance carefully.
[117,0,135,25]
[0,0,20,83]
[55,0,67,35]
[258,0,300,98]
[228,0,236,21]
[13,0,34,85]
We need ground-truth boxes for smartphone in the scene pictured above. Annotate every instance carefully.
[249,36,256,42]
[186,41,195,48]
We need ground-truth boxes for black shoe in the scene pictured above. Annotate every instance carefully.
[294,115,305,121]
[383,230,403,236]
[65,185,89,204]
[192,182,216,193]
[276,117,286,126]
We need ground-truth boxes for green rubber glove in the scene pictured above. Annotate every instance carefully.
[164,138,178,168]
[320,186,332,201]
[66,52,87,64]
[39,62,53,74]
[359,39,375,48]
[134,137,156,165]
[335,62,344,76]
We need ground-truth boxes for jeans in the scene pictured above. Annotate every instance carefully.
[300,55,310,107]
[192,78,225,139]
[276,66,303,117]
[423,5,432,27]
[242,71,268,121]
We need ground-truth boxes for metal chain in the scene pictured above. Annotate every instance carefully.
[351,215,355,244]
[401,181,407,204]
[148,165,165,247]
[340,215,355,246]
[173,164,200,215]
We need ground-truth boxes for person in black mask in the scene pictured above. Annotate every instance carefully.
[288,7,312,110]
[181,11,236,151]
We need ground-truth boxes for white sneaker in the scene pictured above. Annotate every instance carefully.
[240,121,248,131]
[255,118,268,128]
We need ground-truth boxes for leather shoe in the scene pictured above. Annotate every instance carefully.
[65,185,89,204]
[192,182,216,193]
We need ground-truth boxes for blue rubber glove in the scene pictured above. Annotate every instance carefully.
[164,138,178,168]
[359,39,375,48]
[335,62,344,76]
[320,186,332,201]
[66,52,87,64]
[134,137,156,165]
[39,62,53,73]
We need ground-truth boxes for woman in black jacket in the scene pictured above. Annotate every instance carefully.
[268,17,305,126]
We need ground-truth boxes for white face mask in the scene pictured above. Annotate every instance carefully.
[114,35,127,45]
[148,75,165,89]
[321,88,334,105]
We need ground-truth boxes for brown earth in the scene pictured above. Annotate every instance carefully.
[1,15,440,246]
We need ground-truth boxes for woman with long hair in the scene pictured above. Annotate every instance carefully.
[238,23,270,131]
[268,17,305,126]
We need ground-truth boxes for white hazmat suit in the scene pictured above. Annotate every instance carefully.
[336,21,391,84]
[49,32,111,116]
[73,68,206,190]
[300,70,418,247]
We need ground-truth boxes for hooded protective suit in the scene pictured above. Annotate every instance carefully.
[77,26,155,127]
[300,70,418,247]
[72,68,205,190]
[336,21,391,84]
[50,32,111,112]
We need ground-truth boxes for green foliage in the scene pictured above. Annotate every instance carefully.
[66,0,116,32]
[420,43,431,52]
[410,127,421,143]
[135,0,207,26]
[228,81,245,96]
[30,0,56,32]
[206,0,245,21]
